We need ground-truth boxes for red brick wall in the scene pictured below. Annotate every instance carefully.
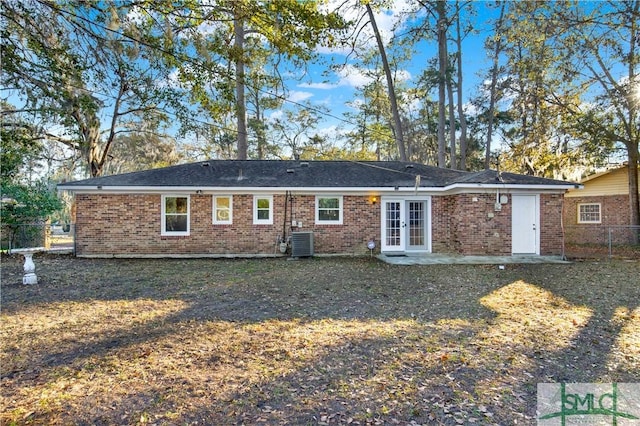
[431,196,453,253]
[540,194,564,255]
[431,193,565,256]
[431,194,512,255]
[563,195,630,245]
[74,194,379,256]
[74,192,565,257]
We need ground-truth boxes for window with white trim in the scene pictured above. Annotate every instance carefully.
[213,195,233,224]
[578,203,601,224]
[316,196,343,224]
[253,195,273,224]
[162,195,190,235]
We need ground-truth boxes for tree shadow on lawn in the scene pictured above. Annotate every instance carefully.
[1,255,500,318]
[1,256,638,424]
[0,255,499,370]
[177,262,639,425]
[528,262,640,382]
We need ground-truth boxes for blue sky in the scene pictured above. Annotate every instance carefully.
[272,1,500,137]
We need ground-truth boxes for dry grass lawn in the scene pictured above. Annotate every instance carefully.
[1,255,639,425]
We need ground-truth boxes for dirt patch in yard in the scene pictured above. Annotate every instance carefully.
[1,255,638,425]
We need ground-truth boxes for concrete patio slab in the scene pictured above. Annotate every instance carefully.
[377,253,570,265]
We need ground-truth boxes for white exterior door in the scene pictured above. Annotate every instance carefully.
[382,199,405,252]
[381,198,430,253]
[511,194,539,254]
[406,200,429,251]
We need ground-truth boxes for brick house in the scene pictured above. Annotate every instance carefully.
[564,164,640,245]
[58,160,577,258]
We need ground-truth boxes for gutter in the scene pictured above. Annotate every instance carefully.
[58,183,578,194]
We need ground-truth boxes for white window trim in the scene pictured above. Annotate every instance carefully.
[315,195,343,225]
[213,195,233,225]
[253,195,273,225]
[577,202,602,224]
[161,194,190,236]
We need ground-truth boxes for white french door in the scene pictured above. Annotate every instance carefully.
[381,198,430,253]
[382,199,403,252]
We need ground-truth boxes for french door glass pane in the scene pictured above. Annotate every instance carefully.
[409,201,424,246]
[385,202,401,246]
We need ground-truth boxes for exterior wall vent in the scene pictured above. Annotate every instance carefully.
[291,231,314,257]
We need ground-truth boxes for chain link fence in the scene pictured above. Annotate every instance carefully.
[564,225,640,260]
[1,223,75,252]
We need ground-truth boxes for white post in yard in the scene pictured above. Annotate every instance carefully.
[11,247,44,285]
[22,252,37,284]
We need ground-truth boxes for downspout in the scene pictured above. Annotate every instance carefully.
[560,193,566,260]
[279,191,289,254]
[290,193,294,230]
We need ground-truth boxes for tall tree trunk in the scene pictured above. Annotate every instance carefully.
[72,106,103,177]
[455,1,468,170]
[436,0,447,168]
[255,99,265,160]
[485,1,505,170]
[87,127,102,177]
[627,0,639,239]
[628,151,639,244]
[447,69,456,169]
[365,4,407,161]
[234,8,248,160]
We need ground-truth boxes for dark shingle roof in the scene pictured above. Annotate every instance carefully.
[59,160,576,189]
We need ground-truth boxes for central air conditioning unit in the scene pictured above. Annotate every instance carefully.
[291,231,314,257]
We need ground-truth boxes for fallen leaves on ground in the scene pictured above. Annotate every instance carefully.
[1,255,638,425]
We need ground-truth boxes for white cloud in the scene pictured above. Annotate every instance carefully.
[394,69,412,83]
[462,102,479,117]
[346,98,364,110]
[316,124,340,137]
[318,0,415,54]
[336,65,374,88]
[300,81,337,90]
[269,110,284,121]
[154,68,183,89]
[402,96,422,114]
[125,6,145,25]
[287,91,314,103]
[300,65,410,91]
[299,65,373,90]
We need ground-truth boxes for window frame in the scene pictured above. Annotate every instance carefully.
[253,195,273,225]
[315,195,343,225]
[213,195,233,225]
[161,194,190,236]
[577,202,602,224]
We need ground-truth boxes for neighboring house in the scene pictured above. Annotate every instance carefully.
[57,160,577,258]
[564,164,640,245]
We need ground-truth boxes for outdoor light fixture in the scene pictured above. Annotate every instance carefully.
[370,196,378,205]
[367,239,376,257]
